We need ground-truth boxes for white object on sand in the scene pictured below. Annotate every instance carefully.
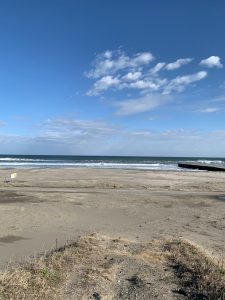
[10,173,17,179]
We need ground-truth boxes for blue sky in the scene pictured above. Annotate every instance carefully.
[0,0,225,156]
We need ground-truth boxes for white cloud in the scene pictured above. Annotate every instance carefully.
[149,62,166,75]
[103,50,112,59]
[116,94,170,115]
[129,80,160,91]
[122,71,142,81]
[87,74,168,95]
[164,71,207,94]
[86,49,154,79]
[87,75,120,96]
[42,118,120,138]
[132,52,153,65]
[200,56,223,68]
[199,107,220,113]
[165,58,193,70]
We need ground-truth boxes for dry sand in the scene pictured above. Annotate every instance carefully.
[0,168,224,272]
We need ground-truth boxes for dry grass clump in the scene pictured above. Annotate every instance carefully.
[164,239,225,299]
[0,235,102,300]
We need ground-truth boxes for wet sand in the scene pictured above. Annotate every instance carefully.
[0,168,225,269]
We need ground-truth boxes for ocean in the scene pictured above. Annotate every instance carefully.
[0,155,224,171]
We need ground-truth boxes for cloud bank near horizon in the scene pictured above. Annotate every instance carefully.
[1,117,225,156]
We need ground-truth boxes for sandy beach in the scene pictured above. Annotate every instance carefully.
[0,168,225,270]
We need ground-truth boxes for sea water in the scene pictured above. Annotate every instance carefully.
[0,155,224,170]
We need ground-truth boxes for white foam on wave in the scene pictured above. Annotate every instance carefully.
[197,160,224,164]
[0,161,180,170]
[0,158,47,162]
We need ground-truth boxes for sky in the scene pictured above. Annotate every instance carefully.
[0,0,225,156]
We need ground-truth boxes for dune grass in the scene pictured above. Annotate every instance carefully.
[165,239,225,299]
[0,238,95,300]
[0,235,224,299]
